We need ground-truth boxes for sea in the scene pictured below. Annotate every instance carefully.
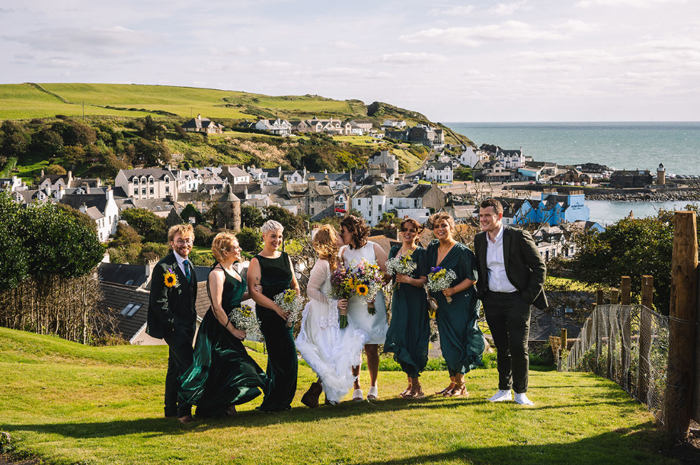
[446,122,700,226]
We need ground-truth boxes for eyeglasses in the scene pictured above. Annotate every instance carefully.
[175,239,193,245]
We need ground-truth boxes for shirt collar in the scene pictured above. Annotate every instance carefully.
[487,223,505,244]
[173,250,188,265]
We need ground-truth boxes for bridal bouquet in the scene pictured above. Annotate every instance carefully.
[330,266,353,328]
[385,250,417,289]
[274,289,305,328]
[347,258,384,315]
[228,304,262,340]
[426,266,457,304]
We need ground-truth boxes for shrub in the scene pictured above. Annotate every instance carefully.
[194,224,213,247]
[237,227,263,255]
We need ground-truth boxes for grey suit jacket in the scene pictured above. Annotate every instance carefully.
[474,226,548,310]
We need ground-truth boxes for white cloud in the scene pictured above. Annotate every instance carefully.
[333,41,361,50]
[552,20,600,34]
[379,52,448,64]
[316,67,391,80]
[428,5,474,16]
[577,0,686,8]
[490,1,528,16]
[400,21,566,46]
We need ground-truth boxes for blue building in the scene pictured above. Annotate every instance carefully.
[499,190,590,226]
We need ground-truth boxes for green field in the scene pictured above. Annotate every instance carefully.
[0,83,372,121]
[0,327,680,465]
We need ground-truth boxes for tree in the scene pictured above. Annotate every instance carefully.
[110,223,142,248]
[194,224,213,247]
[51,121,96,147]
[30,129,64,157]
[62,145,86,166]
[237,227,263,255]
[140,115,166,140]
[455,167,473,181]
[0,120,28,159]
[263,205,306,239]
[121,208,167,243]
[571,211,685,314]
[181,204,205,225]
[241,204,264,228]
[45,164,67,175]
[0,192,30,292]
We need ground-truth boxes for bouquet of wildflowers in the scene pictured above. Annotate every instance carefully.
[330,266,353,328]
[385,249,417,289]
[426,266,457,304]
[347,258,384,315]
[274,289,305,327]
[228,304,262,340]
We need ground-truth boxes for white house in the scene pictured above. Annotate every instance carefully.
[368,150,400,174]
[255,118,292,136]
[496,149,525,169]
[458,146,481,168]
[221,166,252,185]
[351,184,438,227]
[59,187,120,243]
[0,176,27,192]
[171,169,203,193]
[115,168,178,201]
[424,162,453,183]
[381,119,407,129]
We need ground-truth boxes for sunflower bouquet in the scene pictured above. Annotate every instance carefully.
[273,289,305,328]
[347,258,384,315]
[385,249,417,289]
[330,266,353,328]
[228,304,262,340]
[426,266,458,304]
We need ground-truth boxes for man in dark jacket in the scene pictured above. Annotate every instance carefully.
[147,223,197,423]
[474,199,547,406]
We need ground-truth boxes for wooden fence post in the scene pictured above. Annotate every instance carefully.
[638,275,654,404]
[621,276,632,391]
[665,211,698,438]
[608,288,619,380]
[595,289,604,374]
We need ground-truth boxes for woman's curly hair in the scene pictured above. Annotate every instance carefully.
[312,224,340,272]
[340,215,370,250]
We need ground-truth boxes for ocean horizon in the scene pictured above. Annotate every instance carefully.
[445,121,700,225]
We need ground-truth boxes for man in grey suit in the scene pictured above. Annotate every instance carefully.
[147,224,198,423]
[474,199,547,406]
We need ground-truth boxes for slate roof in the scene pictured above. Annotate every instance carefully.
[121,168,175,181]
[427,162,452,170]
[99,282,151,342]
[59,193,108,213]
[352,183,433,199]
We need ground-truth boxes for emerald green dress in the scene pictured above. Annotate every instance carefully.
[179,264,267,417]
[426,241,485,376]
[255,252,298,412]
[384,245,430,378]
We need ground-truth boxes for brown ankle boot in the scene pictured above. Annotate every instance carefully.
[301,381,323,408]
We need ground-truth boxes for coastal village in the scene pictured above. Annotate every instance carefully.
[2,114,696,348]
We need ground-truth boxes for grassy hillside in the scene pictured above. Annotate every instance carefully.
[0,327,680,465]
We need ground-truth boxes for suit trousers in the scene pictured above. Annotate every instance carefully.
[482,291,531,393]
[164,325,195,417]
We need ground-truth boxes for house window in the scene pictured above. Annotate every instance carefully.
[149,178,154,184]
[311,207,315,215]
[165,177,169,183]
[133,188,138,196]
[150,187,154,195]
[165,186,170,193]
[141,178,146,184]
[378,205,382,212]
[389,199,393,205]
[142,188,146,195]
[414,199,419,208]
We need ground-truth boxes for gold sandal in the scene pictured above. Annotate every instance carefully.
[446,383,468,397]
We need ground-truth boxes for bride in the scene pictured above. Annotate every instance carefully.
[296,224,367,407]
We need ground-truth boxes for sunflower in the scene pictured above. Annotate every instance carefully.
[356,284,369,296]
[164,270,178,288]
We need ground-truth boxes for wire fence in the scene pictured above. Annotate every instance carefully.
[564,304,670,423]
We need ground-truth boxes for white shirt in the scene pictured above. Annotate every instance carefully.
[486,224,518,293]
[173,251,191,280]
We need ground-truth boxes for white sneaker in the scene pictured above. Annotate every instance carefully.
[514,393,534,406]
[488,390,512,402]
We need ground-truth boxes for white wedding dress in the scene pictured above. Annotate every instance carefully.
[295,259,367,403]
[342,242,389,345]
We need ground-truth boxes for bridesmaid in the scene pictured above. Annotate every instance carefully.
[179,232,267,417]
[384,218,430,399]
[340,215,389,401]
[426,212,485,397]
[247,220,300,412]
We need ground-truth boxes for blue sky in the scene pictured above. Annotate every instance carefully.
[1,0,699,122]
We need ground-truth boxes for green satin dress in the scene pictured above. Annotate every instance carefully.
[384,245,430,378]
[426,240,485,376]
[255,251,298,412]
[179,265,267,417]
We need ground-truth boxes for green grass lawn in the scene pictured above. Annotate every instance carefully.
[0,327,678,465]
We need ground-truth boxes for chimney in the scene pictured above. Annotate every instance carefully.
[57,185,64,200]
[79,203,87,214]
[283,176,289,191]
[308,176,317,191]
[68,171,73,186]
[145,259,158,285]
[244,186,249,199]
[106,185,113,202]
[41,169,45,178]
[197,114,201,120]
[303,167,307,178]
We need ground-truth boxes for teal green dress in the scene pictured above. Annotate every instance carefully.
[255,252,298,412]
[384,245,430,378]
[179,264,267,417]
[426,241,485,376]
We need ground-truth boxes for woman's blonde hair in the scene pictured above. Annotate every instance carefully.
[211,232,238,263]
[428,212,456,238]
[261,220,283,235]
[312,224,340,272]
